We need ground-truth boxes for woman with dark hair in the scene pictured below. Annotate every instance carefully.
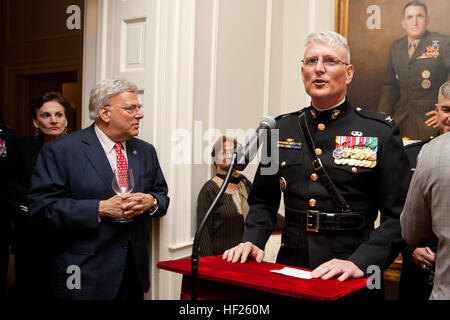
[196,136,252,257]
[28,91,69,141]
[7,91,69,298]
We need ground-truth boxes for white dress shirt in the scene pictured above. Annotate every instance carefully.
[94,124,128,173]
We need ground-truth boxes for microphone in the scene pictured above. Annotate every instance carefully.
[190,116,275,301]
[235,116,276,170]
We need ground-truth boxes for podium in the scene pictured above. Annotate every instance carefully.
[157,256,367,300]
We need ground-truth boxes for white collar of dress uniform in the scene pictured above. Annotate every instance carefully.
[312,97,346,112]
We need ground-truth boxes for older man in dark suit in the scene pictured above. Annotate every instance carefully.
[28,78,169,300]
[378,1,450,140]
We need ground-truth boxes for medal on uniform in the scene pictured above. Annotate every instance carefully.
[422,79,431,89]
[332,144,344,159]
[420,40,439,58]
[422,70,431,79]
[431,40,440,58]
[334,135,378,168]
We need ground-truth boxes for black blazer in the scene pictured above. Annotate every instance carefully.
[28,124,169,299]
[6,136,43,215]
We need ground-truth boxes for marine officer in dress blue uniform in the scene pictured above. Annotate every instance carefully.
[223,31,410,290]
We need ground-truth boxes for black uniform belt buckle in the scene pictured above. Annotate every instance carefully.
[285,207,366,232]
[306,210,320,232]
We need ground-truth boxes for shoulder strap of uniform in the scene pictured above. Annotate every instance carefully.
[405,136,434,149]
[354,107,395,127]
[275,108,304,121]
[298,112,351,213]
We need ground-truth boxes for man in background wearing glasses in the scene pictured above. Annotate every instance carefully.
[224,31,409,298]
[378,1,450,140]
[28,78,169,300]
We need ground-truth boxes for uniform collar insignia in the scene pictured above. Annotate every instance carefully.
[308,99,350,123]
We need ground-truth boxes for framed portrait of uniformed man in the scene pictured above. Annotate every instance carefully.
[336,0,450,140]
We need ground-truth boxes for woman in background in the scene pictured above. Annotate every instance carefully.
[7,91,69,298]
[196,136,252,257]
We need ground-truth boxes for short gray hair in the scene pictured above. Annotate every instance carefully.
[89,78,138,120]
[438,80,450,100]
[305,31,351,63]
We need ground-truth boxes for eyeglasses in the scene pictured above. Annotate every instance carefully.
[302,55,349,68]
[106,104,143,115]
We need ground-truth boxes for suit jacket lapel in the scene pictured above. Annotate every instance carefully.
[81,125,114,193]
[126,139,141,192]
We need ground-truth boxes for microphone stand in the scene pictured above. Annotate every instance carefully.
[190,150,240,301]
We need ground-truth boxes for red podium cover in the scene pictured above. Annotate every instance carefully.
[157,256,367,300]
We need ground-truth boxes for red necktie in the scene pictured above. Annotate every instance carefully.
[115,143,128,188]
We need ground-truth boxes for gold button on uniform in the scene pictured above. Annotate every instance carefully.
[317,123,325,131]
[281,161,286,167]
[308,199,317,207]
[352,167,358,173]
[310,173,319,182]
[356,107,362,111]
[315,148,322,156]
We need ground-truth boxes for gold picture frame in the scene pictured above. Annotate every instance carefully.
[335,0,349,39]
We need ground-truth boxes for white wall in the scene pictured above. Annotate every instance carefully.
[83,0,335,300]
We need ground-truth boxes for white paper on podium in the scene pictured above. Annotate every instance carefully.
[270,267,312,279]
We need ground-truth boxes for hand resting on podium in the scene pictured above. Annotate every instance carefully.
[223,241,364,281]
[223,241,265,264]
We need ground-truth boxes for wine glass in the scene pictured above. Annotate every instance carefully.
[112,168,134,223]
